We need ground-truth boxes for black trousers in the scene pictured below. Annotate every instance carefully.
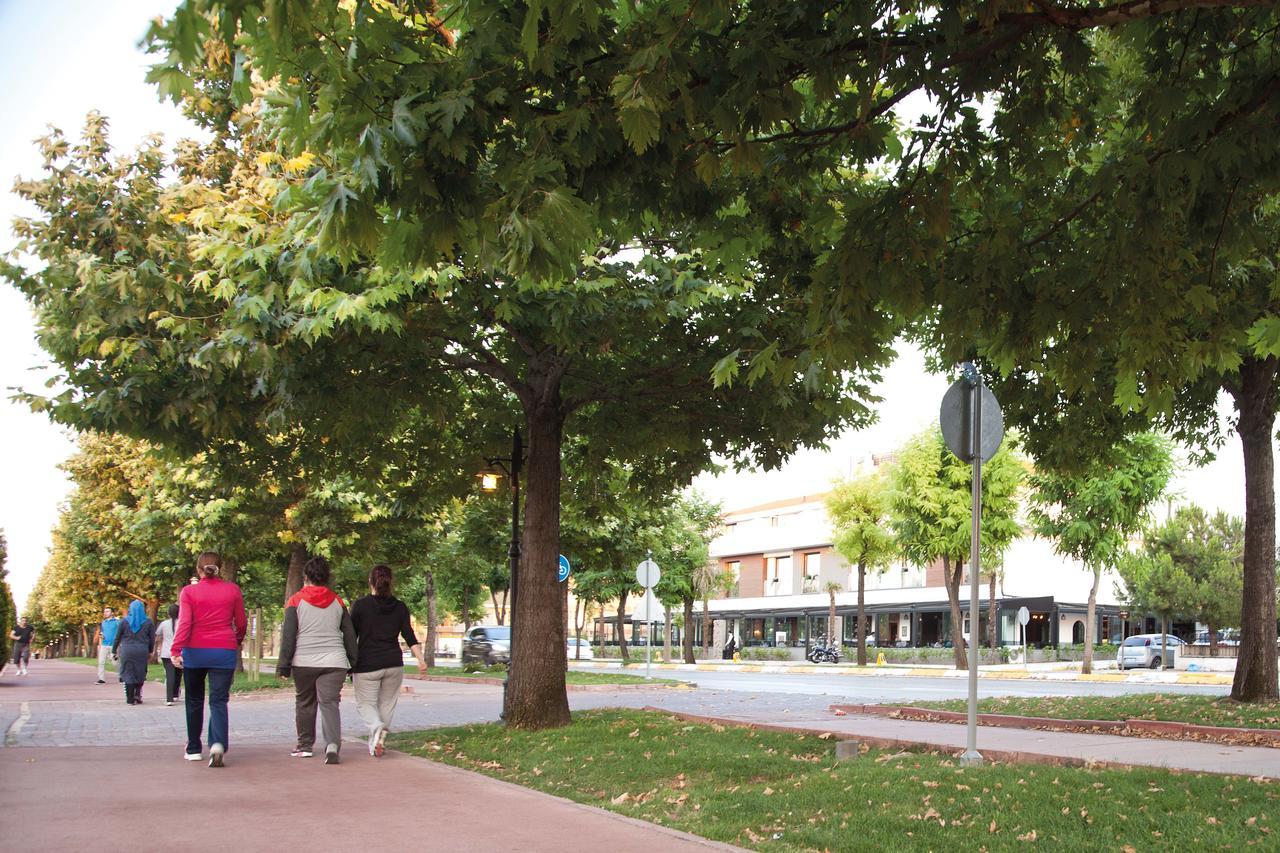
[162,657,182,701]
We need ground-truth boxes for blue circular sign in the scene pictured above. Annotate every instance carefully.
[558,554,571,583]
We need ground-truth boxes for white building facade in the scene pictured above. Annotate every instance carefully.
[705,493,1142,659]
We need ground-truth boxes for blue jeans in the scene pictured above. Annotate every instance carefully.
[183,666,233,754]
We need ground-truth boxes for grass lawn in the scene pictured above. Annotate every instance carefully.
[416,665,687,687]
[61,656,288,693]
[891,694,1280,730]
[390,709,1278,851]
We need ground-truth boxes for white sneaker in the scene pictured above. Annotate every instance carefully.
[165,700,173,706]
[369,725,384,756]
[209,743,225,768]
[183,751,203,761]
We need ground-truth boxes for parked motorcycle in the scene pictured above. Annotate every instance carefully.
[806,637,840,664]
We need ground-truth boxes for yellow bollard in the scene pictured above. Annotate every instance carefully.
[733,652,740,662]
[876,652,885,666]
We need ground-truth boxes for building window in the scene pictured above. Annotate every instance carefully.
[802,552,820,593]
[765,555,793,596]
[727,561,741,597]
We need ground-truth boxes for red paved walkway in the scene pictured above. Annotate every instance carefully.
[0,660,740,852]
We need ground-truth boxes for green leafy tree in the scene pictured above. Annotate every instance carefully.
[0,532,12,665]
[915,12,1280,700]
[827,473,896,666]
[1029,433,1175,673]
[889,428,1025,669]
[9,5,895,730]
[651,494,724,664]
[1119,506,1246,656]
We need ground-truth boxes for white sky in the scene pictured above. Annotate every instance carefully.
[0,2,1269,611]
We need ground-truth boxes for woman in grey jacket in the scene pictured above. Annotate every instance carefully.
[277,557,357,764]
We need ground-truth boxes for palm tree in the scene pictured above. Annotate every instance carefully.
[825,582,842,654]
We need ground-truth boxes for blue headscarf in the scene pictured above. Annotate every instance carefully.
[126,600,150,633]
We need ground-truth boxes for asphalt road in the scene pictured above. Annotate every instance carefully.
[571,664,1230,703]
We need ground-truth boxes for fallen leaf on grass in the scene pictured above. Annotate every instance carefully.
[628,729,640,738]
[762,787,775,795]
[818,732,835,739]
[989,820,997,834]
[1017,830,1037,842]
[611,792,631,805]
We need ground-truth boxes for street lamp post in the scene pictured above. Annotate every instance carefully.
[478,426,522,722]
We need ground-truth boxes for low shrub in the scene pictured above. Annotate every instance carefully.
[739,647,792,661]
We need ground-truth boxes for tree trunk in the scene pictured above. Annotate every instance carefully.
[943,555,968,670]
[1083,567,1099,675]
[1208,620,1218,657]
[595,601,607,659]
[616,588,630,662]
[1228,357,1279,702]
[285,543,308,602]
[987,568,998,650]
[572,595,586,661]
[462,585,472,634]
[702,598,711,659]
[857,561,867,667]
[491,589,506,626]
[663,604,672,661]
[424,569,437,668]
[682,595,696,663]
[828,590,837,655]
[504,401,571,729]
[1161,614,1170,670]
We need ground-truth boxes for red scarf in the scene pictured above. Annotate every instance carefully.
[287,585,344,609]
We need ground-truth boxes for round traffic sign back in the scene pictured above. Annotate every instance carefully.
[635,559,660,589]
[940,379,1005,462]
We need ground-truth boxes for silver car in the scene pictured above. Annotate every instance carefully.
[1116,633,1184,669]
[461,625,511,665]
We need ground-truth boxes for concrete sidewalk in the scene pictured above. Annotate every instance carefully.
[655,707,1280,779]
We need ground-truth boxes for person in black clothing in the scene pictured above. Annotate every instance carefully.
[10,617,34,676]
[350,565,427,757]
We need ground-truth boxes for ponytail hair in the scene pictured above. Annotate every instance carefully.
[196,551,222,578]
[369,564,393,597]
[168,603,179,630]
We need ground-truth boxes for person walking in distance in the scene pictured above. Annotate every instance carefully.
[155,604,181,705]
[351,565,427,757]
[113,601,155,705]
[9,616,34,676]
[94,607,120,684]
[277,556,357,765]
[171,552,247,767]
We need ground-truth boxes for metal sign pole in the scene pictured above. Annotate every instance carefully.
[645,550,652,681]
[962,375,984,767]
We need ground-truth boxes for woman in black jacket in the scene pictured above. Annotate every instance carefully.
[350,565,427,757]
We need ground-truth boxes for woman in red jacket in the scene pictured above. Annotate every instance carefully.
[171,551,247,767]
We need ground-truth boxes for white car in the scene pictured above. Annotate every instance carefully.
[1116,633,1184,669]
[566,637,594,660]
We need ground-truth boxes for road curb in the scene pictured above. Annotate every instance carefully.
[413,675,694,692]
[641,707,1142,774]
[829,703,1280,748]
[574,659,1234,685]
